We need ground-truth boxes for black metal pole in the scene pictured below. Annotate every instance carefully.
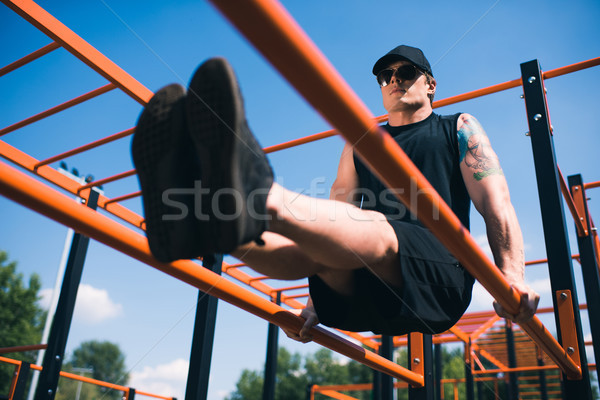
[12,361,31,400]
[127,388,136,400]
[184,254,223,400]
[372,353,382,400]
[380,336,394,400]
[521,59,592,398]
[568,174,600,384]
[505,321,519,400]
[536,349,548,400]
[408,334,434,400]
[262,292,281,400]
[464,340,474,400]
[34,189,99,400]
[434,344,442,400]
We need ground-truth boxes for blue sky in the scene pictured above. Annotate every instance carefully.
[1,0,599,398]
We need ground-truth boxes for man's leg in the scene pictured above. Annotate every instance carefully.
[232,183,402,289]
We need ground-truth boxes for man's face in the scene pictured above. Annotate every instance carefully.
[380,60,435,113]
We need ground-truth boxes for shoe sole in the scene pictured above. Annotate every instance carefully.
[132,84,202,261]
[186,58,250,253]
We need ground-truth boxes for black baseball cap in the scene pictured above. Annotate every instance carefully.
[372,45,433,76]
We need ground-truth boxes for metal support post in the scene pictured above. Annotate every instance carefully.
[34,189,99,400]
[568,174,600,383]
[262,291,281,400]
[127,388,136,400]
[12,361,31,400]
[408,334,433,400]
[464,340,474,400]
[184,254,223,400]
[381,336,394,400]
[505,321,519,400]
[536,348,548,400]
[521,59,591,398]
[434,344,442,400]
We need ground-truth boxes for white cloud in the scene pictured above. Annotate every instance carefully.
[129,359,188,399]
[468,277,551,313]
[38,284,123,325]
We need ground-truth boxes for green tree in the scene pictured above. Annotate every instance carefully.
[54,365,102,400]
[0,251,45,396]
[226,347,372,400]
[58,340,129,400]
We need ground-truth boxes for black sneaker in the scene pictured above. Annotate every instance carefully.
[132,84,207,262]
[186,57,274,254]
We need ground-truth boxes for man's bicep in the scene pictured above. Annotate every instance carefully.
[457,114,508,211]
[330,143,359,203]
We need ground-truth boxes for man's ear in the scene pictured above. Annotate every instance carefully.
[427,77,437,96]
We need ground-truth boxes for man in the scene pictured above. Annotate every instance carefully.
[132,45,539,341]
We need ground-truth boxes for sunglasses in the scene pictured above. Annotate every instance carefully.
[376,64,421,87]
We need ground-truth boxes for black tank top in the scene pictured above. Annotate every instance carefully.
[353,112,471,229]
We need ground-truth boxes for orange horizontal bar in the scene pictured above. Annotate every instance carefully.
[272,283,310,293]
[0,41,60,77]
[0,160,423,385]
[284,293,309,300]
[473,364,560,375]
[0,344,47,354]
[209,0,580,380]
[133,390,174,400]
[0,355,21,366]
[77,169,137,193]
[2,0,154,105]
[60,370,128,392]
[104,191,141,205]
[0,83,116,137]
[35,127,135,169]
[585,180,600,190]
[543,57,600,79]
[318,390,360,400]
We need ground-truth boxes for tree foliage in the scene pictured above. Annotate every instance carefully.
[57,340,129,400]
[226,347,372,400]
[0,251,45,396]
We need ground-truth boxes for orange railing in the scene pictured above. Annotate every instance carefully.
[0,355,174,400]
[1,0,598,386]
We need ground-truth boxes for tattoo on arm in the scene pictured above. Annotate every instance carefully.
[458,115,504,181]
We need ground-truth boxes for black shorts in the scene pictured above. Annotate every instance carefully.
[308,220,475,335]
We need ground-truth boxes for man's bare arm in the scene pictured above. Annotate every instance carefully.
[458,113,539,322]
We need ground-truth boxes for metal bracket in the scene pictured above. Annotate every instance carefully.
[555,290,582,378]
[571,185,589,237]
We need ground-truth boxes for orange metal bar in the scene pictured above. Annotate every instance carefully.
[0,355,21,366]
[0,41,60,77]
[0,160,423,385]
[2,0,154,105]
[555,290,581,367]
[0,83,116,137]
[272,283,310,293]
[558,166,587,236]
[208,0,581,380]
[410,332,425,377]
[134,390,175,400]
[584,180,600,190]
[473,365,560,375]
[543,57,600,79]
[35,127,136,169]
[0,139,145,231]
[0,344,47,354]
[60,370,128,392]
[318,390,360,400]
[571,184,590,238]
[470,315,501,341]
[104,191,141,205]
[77,169,137,193]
